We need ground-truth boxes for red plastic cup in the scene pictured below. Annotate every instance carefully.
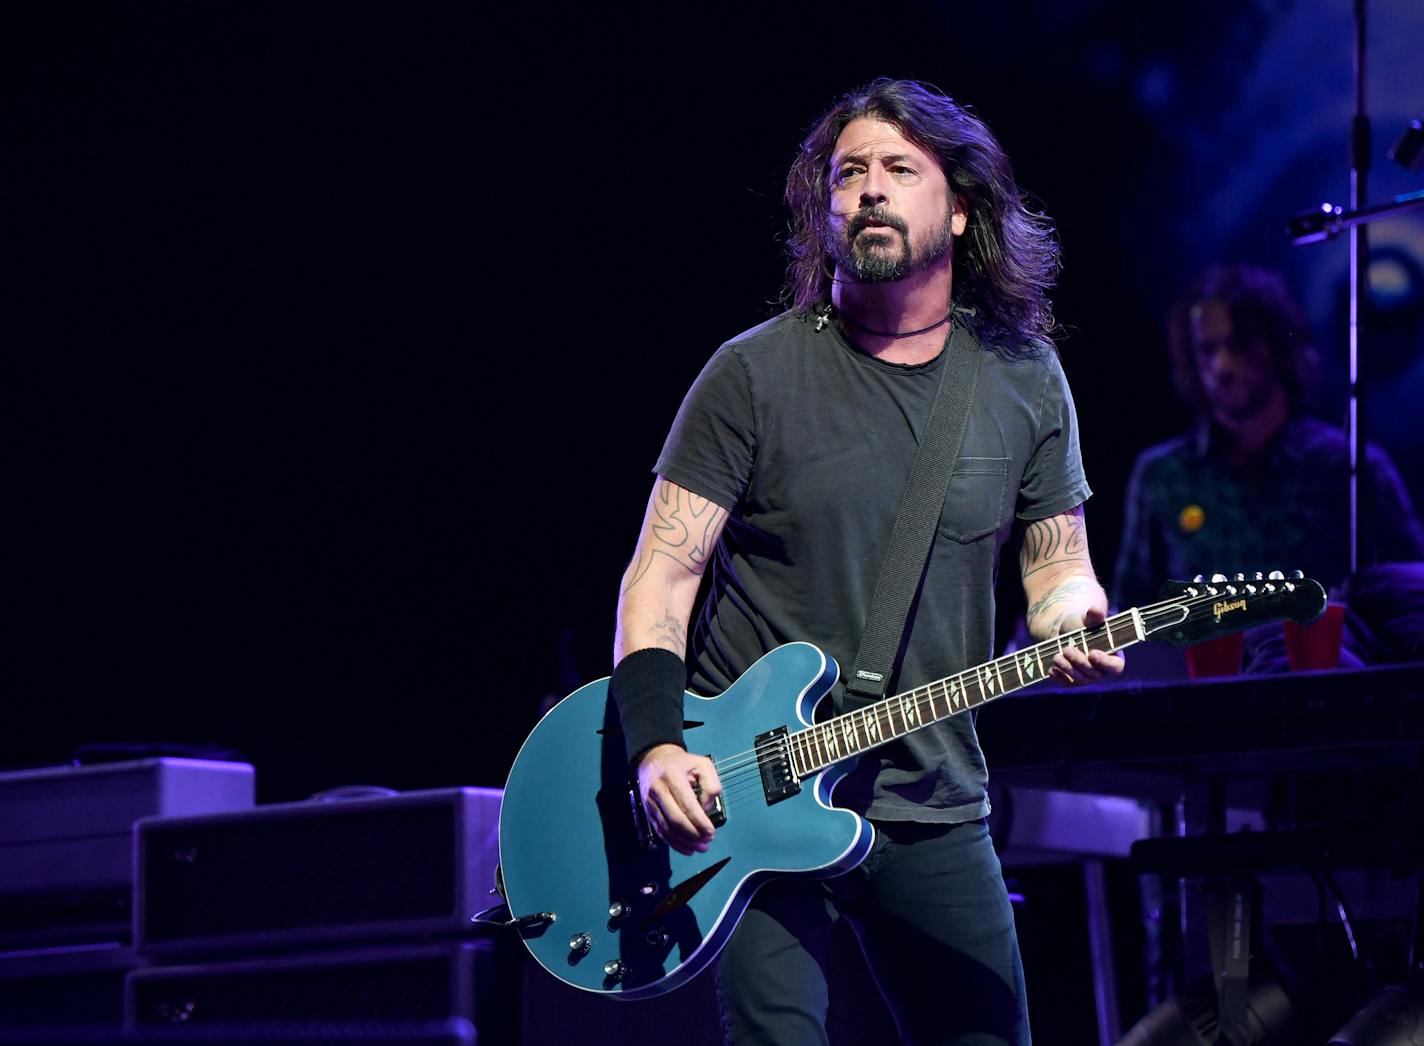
[1283,602,1345,671]
[1185,632,1245,679]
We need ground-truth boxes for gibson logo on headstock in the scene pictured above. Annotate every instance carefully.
[1212,598,1247,621]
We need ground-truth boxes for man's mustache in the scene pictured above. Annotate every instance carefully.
[845,207,908,240]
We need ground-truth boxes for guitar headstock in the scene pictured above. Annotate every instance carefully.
[1140,570,1327,648]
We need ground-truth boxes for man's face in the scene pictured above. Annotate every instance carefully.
[1189,299,1282,422]
[826,117,966,283]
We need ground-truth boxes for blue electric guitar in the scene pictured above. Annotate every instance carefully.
[498,573,1325,999]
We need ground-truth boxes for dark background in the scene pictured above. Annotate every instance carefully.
[9,1,1424,801]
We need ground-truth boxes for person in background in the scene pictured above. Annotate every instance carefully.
[1112,263,1424,668]
[1110,266,1424,614]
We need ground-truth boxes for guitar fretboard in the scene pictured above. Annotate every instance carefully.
[787,609,1145,777]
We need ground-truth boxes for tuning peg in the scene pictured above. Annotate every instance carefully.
[1192,574,1205,583]
[1268,570,1285,580]
[1210,573,1228,583]
[1290,569,1304,579]
[1253,572,1264,581]
[1233,573,1245,581]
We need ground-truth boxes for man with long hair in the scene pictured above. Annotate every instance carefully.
[611,79,1122,1044]
[1112,263,1424,614]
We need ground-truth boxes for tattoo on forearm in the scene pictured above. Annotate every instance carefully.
[622,480,728,595]
[651,612,686,656]
[1025,576,1100,637]
[1019,510,1088,579]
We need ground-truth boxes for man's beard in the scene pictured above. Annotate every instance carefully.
[1210,373,1278,423]
[829,206,955,284]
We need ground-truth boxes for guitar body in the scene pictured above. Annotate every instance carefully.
[498,642,872,998]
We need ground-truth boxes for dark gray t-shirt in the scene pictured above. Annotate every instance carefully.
[655,310,1091,822]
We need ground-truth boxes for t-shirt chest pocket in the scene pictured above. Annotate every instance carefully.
[939,456,1011,542]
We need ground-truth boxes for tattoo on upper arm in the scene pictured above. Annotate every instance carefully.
[1019,508,1088,579]
[622,480,729,595]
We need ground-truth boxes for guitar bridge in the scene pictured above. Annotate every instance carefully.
[755,726,800,806]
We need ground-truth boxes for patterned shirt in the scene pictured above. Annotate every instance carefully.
[1111,416,1424,610]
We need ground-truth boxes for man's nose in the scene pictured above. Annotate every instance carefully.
[1201,343,1233,372]
[859,165,889,205]
[1205,349,1243,386]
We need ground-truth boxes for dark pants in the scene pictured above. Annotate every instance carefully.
[715,819,1030,1046]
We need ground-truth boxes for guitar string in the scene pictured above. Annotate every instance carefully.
[706,596,1184,781]
[660,585,1310,828]
[707,608,1168,785]
[699,585,1296,787]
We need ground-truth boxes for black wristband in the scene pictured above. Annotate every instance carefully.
[609,647,687,769]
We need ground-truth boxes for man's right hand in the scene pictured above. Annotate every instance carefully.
[636,743,723,856]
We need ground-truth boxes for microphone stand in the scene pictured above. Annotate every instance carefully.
[1290,190,1424,245]
[1288,0,1424,577]
[1349,0,1369,577]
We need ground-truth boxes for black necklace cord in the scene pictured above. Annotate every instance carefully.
[829,304,955,339]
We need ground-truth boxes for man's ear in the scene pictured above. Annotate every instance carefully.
[951,194,968,236]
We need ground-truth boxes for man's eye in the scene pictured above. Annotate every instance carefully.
[835,168,863,185]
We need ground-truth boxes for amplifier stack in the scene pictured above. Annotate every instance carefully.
[125,787,513,1044]
[0,757,255,1033]
[0,766,514,1044]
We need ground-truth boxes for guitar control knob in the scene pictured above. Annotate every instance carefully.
[646,928,669,948]
[569,932,592,956]
[603,959,627,982]
[608,901,627,920]
[1268,570,1285,580]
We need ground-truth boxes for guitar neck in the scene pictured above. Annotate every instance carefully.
[788,609,1147,777]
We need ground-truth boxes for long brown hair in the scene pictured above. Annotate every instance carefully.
[1166,264,1319,418]
[784,78,1060,349]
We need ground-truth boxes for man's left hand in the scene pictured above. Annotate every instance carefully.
[1048,605,1126,685]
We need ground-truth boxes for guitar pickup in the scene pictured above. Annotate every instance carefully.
[630,777,726,846]
[693,778,726,827]
[755,726,801,806]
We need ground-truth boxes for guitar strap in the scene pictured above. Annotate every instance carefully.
[841,311,984,710]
